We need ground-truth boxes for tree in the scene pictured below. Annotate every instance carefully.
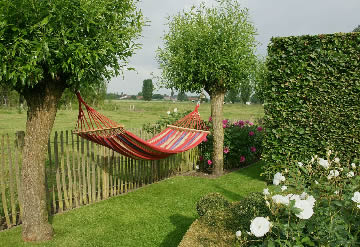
[152,93,164,100]
[253,58,267,104]
[353,25,360,32]
[239,80,252,103]
[142,79,154,101]
[177,91,188,101]
[157,0,257,175]
[0,0,143,241]
[225,88,239,103]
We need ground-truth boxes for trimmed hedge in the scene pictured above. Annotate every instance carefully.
[196,192,230,217]
[263,32,360,178]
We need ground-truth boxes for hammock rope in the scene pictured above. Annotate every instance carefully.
[74,92,209,160]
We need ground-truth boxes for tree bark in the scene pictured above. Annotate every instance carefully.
[210,90,225,176]
[21,79,65,242]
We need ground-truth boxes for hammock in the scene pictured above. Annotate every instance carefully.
[73,92,210,160]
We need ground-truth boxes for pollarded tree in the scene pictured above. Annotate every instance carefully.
[0,0,143,241]
[157,0,257,175]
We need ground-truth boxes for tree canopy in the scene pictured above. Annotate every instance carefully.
[0,0,144,92]
[157,0,257,95]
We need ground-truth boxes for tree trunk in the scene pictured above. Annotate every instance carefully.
[210,90,225,176]
[21,80,65,242]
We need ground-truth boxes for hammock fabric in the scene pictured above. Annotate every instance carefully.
[74,92,210,160]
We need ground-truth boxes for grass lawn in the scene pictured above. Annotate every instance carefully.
[0,162,266,247]
[0,101,264,135]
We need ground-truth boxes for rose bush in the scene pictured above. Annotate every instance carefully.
[235,151,360,246]
[199,119,264,172]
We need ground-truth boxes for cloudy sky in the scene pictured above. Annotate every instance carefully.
[108,0,360,95]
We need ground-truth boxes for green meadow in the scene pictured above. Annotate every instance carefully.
[0,101,264,135]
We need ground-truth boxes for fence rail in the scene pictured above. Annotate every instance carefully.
[0,129,199,230]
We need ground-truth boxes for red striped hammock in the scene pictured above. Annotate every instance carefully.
[73,92,210,160]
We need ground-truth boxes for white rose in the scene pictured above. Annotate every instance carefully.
[287,194,301,202]
[235,230,241,238]
[327,170,339,180]
[306,195,316,207]
[167,111,171,115]
[300,192,308,199]
[298,162,303,167]
[272,195,290,205]
[315,180,319,185]
[351,192,360,204]
[250,217,271,237]
[351,163,356,169]
[173,108,178,113]
[281,186,287,192]
[347,171,355,178]
[196,165,199,170]
[294,200,314,219]
[318,158,330,169]
[273,172,285,185]
[263,188,270,196]
[334,157,340,163]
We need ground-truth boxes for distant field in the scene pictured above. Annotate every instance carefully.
[0,100,264,135]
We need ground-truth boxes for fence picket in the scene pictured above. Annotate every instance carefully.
[13,147,22,221]
[66,148,73,209]
[81,138,87,204]
[6,135,17,226]
[91,142,96,202]
[86,140,92,203]
[0,135,11,228]
[54,132,63,213]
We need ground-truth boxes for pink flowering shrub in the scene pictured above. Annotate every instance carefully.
[199,119,264,171]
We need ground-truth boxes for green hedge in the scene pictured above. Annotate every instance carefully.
[263,32,360,178]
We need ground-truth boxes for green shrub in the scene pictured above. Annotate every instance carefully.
[225,192,270,232]
[262,32,360,179]
[196,192,230,217]
[201,209,230,228]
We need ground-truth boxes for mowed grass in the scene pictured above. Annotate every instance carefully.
[0,100,264,135]
[0,161,266,247]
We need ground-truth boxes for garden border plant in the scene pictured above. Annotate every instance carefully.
[199,118,264,172]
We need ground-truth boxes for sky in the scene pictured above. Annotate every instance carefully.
[108,0,360,95]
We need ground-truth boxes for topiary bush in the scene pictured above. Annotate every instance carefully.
[225,192,271,232]
[196,192,230,217]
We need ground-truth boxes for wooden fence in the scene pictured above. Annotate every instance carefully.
[0,129,199,230]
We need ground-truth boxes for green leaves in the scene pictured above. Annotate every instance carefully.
[263,32,360,178]
[157,0,257,94]
[0,0,144,91]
